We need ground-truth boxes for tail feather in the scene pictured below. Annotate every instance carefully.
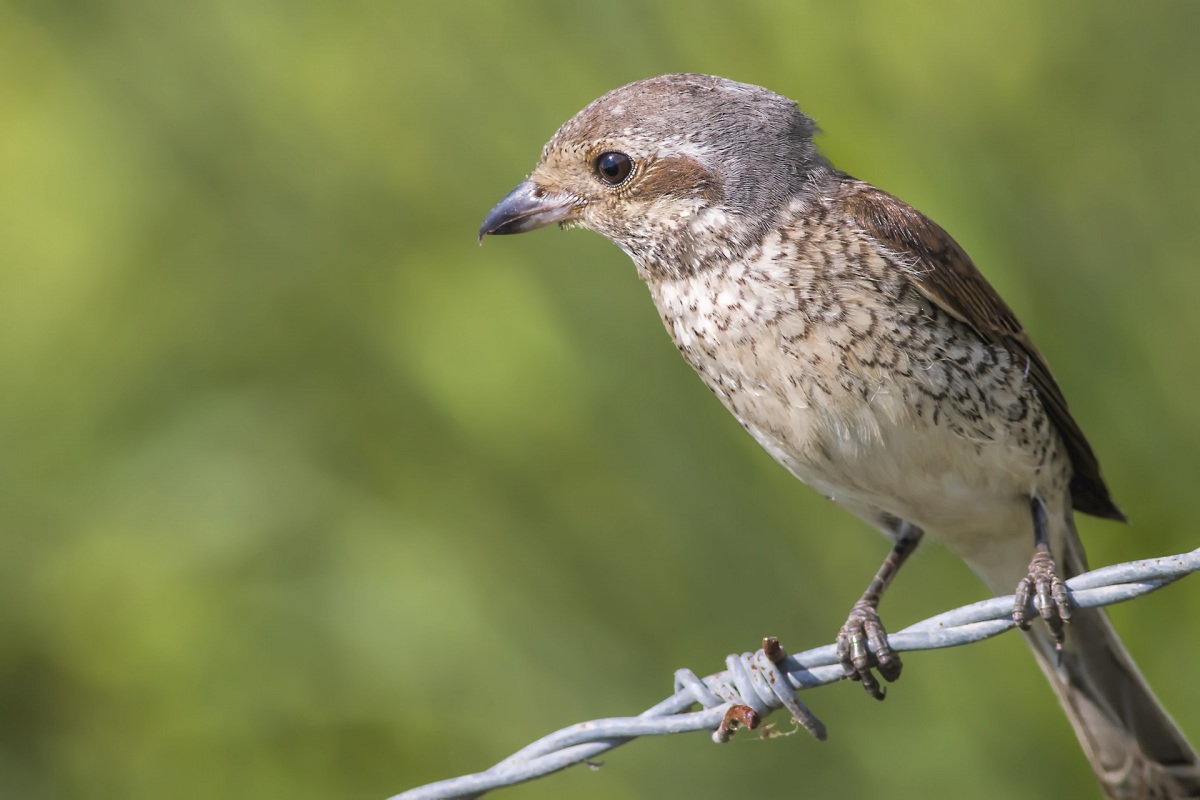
[1025,607,1200,798]
[969,509,1200,798]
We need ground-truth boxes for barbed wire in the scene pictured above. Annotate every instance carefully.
[392,547,1200,800]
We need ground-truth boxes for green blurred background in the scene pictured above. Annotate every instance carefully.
[3,1,1198,798]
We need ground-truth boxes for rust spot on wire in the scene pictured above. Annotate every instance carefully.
[714,704,760,742]
[763,636,787,663]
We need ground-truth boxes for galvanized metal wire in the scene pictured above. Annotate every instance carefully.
[392,548,1200,800]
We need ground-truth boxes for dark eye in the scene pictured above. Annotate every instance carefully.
[593,151,633,186]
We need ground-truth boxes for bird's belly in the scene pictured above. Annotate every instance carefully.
[744,391,1035,525]
[650,266,1066,557]
[687,334,1058,548]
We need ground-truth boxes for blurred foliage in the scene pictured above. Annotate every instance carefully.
[2,1,1198,798]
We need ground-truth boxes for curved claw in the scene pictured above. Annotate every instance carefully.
[836,600,902,700]
[1012,549,1071,648]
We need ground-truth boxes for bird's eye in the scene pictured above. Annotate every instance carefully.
[593,151,633,186]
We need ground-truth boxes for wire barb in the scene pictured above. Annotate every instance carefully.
[392,548,1200,800]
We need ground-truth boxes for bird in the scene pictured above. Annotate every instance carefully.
[478,73,1199,798]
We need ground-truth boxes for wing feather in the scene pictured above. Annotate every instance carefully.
[837,179,1125,522]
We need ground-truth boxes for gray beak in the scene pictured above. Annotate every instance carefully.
[478,180,577,242]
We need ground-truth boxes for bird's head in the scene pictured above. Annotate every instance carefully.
[479,74,831,278]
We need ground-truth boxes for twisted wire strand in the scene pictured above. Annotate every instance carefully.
[392,548,1200,800]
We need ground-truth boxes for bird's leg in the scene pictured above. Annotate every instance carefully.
[836,522,923,700]
[1012,495,1071,648]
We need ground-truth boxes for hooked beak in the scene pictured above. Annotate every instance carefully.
[478,179,578,242]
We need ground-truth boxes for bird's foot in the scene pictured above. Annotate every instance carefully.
[1012,547,1071,648]
[836,599,901,700]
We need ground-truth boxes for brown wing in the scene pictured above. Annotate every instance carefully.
[838,178,1125,522]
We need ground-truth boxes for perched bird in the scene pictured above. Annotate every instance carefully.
[479,74,1199,798]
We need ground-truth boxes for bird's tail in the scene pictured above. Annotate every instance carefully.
[1025,602,1199,798]
[974,510,1200,798]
